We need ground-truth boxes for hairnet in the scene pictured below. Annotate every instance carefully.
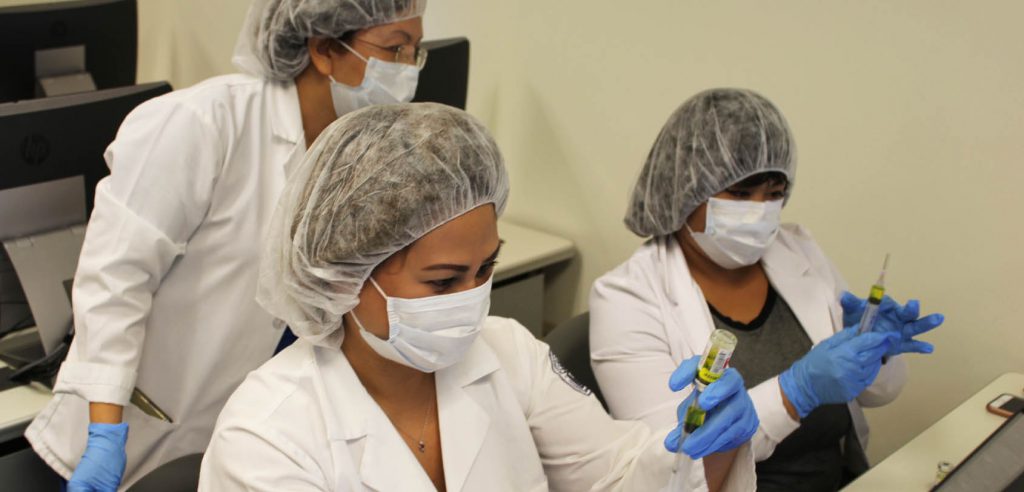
[233,0,427,80]
[257,103,509,345]
[624,88,796,237]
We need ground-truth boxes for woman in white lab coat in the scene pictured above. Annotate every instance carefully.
[590,89,944,491]
[200,103,762,491]
[26,1,431,489]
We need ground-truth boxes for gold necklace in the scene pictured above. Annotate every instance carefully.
[390,393,436,453]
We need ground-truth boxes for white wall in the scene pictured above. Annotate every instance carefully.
[10,0,1021,464]
[420,0,1024,463]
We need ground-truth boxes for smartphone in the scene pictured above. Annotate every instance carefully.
[986,393,1024,418]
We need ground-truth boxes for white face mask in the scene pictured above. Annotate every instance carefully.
[687,197,783,269]
[350,276,492,373]
[329,41,419,117]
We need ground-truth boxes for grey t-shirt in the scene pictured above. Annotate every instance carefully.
[709,286,852,492]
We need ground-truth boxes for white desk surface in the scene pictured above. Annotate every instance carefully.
[0,220,574,437]
[0,359,52,442]
[844,372,1024,491]
[493,220,575,282]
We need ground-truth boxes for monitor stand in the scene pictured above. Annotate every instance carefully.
[3,226,84,355]
[34,45,97,97]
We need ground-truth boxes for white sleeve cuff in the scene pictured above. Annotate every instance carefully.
[54,361,136,405]
[748,376,801,461]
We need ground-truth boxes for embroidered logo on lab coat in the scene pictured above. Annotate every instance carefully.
[548,351,592,396]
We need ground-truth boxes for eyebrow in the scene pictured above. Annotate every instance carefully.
[423,240,504,272]
[381,30,417,45]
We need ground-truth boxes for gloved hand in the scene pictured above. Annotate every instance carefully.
[841,292,945,357]
[779,328,896,418]
[664,356,759,459]
[67,422,128,492]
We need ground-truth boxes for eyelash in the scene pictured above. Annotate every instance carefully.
[427,262,498,291]
[726,190,786,199]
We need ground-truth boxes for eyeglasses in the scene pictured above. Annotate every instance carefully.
[341,37,428,70]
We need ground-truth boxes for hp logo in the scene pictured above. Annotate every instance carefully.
[21,134,51,166]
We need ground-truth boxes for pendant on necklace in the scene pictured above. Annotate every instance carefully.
[418,441,426,453]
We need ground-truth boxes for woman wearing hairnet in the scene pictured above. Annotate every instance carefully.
[199,103,760,491]
[26,1,430,489]
[590,89,944,491]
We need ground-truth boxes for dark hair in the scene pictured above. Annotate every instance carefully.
[731,171,789,189]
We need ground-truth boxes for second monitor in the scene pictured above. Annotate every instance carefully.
[0,0,138,103]
[412,37,470,110]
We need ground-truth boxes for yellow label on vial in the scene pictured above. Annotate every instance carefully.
[697,346,731,385]
[868,285,885,303]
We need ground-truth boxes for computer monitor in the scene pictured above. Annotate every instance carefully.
[412,37,469,110]
[0,81,171,219]
[0,81,171,344]
[0,0,137,103]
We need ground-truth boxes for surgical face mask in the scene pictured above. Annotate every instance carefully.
[350,276,492,373]
[687,197,783,269]
[329,42,419,117]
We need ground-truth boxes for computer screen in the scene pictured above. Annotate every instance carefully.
[412,37,470,110]
[0,0,137,103]
[0,81,170,341]
[0,81,171,219]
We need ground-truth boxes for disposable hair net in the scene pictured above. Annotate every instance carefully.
[624,88,796,237]
[257,103,509,345]
[233,0,427,80]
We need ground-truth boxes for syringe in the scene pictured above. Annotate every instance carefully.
[666,329,738,491]
[857,254,890,335]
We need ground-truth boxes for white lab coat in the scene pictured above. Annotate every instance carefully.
[590,225,908,469]
[198,316,757,492]
[25,74,306,488]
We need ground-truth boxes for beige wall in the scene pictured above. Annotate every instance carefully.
[422,0,1024,464]
[9,0,1022,464]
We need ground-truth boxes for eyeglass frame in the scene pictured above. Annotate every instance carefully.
[336,36,428,70]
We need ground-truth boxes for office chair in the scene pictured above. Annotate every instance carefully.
[542,312,607,410]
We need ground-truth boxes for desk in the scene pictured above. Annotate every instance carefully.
[844,372,1024,491]
[0,367,50,444]
[0,328,53,444]
[493,220,575,283]
[0,350,59,492]
[490,220,575,336]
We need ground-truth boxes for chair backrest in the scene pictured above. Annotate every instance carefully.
[126,453,203,492]
[542,312,607,410]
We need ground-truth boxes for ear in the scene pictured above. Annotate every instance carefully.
[307,37,336,77]
[686,202,709,234]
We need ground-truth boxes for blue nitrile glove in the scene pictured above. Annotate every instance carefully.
[841,292,945,357]
[664,356,759,459]
[779,328,897,418]
[67,422,128,492]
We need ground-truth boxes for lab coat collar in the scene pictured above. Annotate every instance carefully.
[441,330,502,388]
[315,336,500,491]
[315,347,371,442]
[315,348,435,490]
[435,338,500,492]
[761,233,811,278]
[658,227,835,351]
[266,79,304,145]
[658,235,720,356]
[761,232,836,345]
